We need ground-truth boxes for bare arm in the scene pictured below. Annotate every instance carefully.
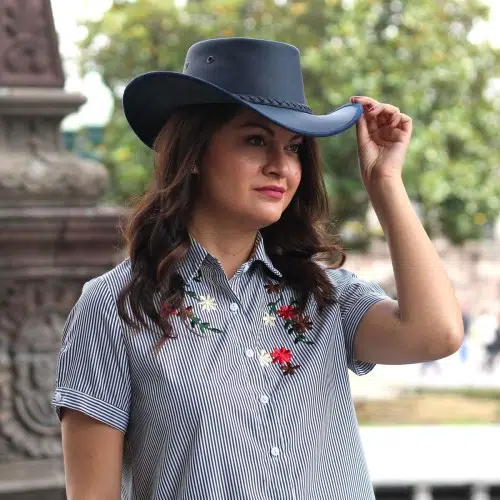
[62,409,124,500]
[354,178,463,364]
[348,96,463,364]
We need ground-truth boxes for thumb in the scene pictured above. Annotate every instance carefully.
[355,113,370,147]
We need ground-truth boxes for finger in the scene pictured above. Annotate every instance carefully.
[367,103,400,119]
[389,112,402,128]
[398,113,412,133]
[355,113,370,144]
[350,96,378,108]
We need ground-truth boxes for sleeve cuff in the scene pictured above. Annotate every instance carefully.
[344,294,387,376]
[53,387,129,433]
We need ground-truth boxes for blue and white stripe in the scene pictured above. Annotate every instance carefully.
[53,232,387,499]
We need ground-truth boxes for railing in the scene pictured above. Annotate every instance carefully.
[374,483,500,499]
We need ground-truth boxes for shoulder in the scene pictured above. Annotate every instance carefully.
[73,259,132,314]
[85,259,132,298]
[323,266,387,303]
[324,267,357,288]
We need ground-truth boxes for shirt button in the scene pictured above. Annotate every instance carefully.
[270,447,280,457]
[229,302,239,312]
[54,392,62,403]
[260,395,269,405]
[245,349,254,358]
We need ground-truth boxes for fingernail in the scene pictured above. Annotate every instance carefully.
[350,97,356,103]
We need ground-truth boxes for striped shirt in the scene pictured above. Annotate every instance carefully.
[53,232,387,499]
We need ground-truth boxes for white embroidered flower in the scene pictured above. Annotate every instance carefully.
[198,295,217,311]
[258,350,273,367]
[262,312,276,326]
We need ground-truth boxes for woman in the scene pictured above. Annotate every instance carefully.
[54,38,463,499]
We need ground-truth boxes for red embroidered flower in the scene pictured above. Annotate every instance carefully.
[271,347,293,365]
[161,304,178,317]
[277,305,297,321]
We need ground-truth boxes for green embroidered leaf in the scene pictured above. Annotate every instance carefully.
[193,270,202,283]
[186,291,197,298]
[190,317,201,328]
[209,327,225,334]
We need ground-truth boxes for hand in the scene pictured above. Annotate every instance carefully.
[350,96,412,192]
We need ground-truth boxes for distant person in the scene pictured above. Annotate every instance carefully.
[482,315,500,372]
[459,304,472,363]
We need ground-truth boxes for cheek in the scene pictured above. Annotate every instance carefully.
[202,155,253,203]
[288,164,302,194]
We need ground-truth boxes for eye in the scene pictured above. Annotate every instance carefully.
[287,143,302,154]
[247,135,266,147]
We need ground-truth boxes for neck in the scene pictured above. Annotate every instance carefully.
[188,213,258,279]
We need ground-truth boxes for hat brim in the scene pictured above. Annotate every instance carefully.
[123,71,363,149]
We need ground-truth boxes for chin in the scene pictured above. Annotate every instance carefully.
[249,207,284,229]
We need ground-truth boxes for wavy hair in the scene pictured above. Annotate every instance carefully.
[117,103,345,344]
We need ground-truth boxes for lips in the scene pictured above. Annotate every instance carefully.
[255,186,285,193]
[255,185,285,200]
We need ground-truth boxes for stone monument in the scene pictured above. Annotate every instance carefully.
[0,1,126,498]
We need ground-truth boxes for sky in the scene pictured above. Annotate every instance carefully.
[50,0,500,131]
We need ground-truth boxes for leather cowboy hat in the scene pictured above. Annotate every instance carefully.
[123,37,363,149]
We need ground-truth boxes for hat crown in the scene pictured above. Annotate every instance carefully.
[183,38,307,105]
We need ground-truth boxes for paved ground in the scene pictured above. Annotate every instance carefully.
[360,425,500,486]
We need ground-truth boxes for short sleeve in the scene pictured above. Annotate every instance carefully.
[52,277,131,433]
[329,268,388,376]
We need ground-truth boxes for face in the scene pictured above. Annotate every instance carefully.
[193,108,303,231]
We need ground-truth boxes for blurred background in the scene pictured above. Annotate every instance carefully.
[0,0,499,498]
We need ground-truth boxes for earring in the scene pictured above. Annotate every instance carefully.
[191,163,198,174]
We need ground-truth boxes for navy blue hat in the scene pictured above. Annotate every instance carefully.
[123,37,363,149]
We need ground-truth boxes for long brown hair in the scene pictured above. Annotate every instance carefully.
[117,103,345,342]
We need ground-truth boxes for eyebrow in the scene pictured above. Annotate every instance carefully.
[239,121,303,141]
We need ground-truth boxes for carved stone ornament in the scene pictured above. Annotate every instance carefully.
[0,280,81,458]
[0,0,64,87]
[0,90,111,207]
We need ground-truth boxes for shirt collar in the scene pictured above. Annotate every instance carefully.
[176,231,282,286]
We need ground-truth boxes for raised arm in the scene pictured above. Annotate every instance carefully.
[349,96,463,364]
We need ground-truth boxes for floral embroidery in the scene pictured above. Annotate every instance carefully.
[198,295,217,311]
[277,305,297,321]
[161,284,225,335]
[258,350,273,367]
[260,281,316,376]
[258,346,301,376]
[270,347,293,364]
[281,362,301,376]
[265,282,314,346]
[263,312,276,326]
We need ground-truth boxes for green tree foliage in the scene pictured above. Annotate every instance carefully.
[80,0,500,245]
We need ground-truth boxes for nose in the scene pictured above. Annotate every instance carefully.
[262,145,289,177]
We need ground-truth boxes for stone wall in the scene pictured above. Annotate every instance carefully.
[344,238,500,317]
